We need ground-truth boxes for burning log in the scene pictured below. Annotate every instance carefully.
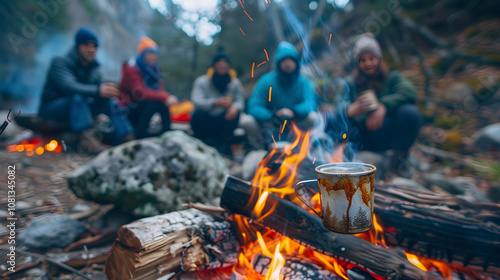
[104,209,239,280]
[220,175,439,280]
[373,184,500,276]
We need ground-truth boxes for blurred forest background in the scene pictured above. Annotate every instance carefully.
[1,0,500,170]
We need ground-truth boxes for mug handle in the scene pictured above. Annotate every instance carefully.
[294,179,322,218]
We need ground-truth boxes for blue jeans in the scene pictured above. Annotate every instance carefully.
[39,95,133,144]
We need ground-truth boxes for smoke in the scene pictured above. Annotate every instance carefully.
[280,4,359,163]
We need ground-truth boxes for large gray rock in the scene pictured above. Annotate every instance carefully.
[19,214,86,248]
[65,131,229,217]
[474,123,500,151]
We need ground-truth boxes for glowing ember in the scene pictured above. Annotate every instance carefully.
[6,139,61,156]
[252,62,255,78]
[257,61,266,68]
[268,87,272,102]
[329,33,332,45]
[264,49,269,61]
[35,147,44,155]
[239,27,246,36]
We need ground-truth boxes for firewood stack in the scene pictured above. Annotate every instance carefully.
[104,209,239,280]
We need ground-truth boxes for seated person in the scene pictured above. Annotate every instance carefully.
[190,47,245,155]
[326,34,421,177]
[39,28,134,153]
[119,36,178,139]
[245,41,318,149]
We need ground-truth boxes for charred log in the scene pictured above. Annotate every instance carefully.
[220,176,438,280]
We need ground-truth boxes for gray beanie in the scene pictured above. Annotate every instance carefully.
[353,34,382,62]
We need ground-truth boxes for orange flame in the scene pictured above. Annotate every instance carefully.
[355,214,454,279]
[249,124,310,221]
[265,242,285,280]
[405,252,428,271]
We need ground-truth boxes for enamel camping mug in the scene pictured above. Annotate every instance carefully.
[295,162,376,234]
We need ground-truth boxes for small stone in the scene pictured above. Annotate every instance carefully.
[488,184,500,203]
[19,214,87,248]
[70,203,91,213]
[474,123,500,152]
[16,201,32,210]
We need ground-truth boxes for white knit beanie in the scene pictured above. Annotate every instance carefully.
[353,33,382,62]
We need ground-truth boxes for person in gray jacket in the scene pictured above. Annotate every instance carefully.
[190,47,244,155]
[39,28,134,153]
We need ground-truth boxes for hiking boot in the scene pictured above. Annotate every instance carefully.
[78,128,111,154]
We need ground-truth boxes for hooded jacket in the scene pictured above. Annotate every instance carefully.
[247,41,317,123]
[40,48,102,105]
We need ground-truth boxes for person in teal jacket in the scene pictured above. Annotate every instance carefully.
[245,41,318,148]
[326,34,421,177]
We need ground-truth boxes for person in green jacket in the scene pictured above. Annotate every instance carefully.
[326,34,421,177]
[245,41,318,149]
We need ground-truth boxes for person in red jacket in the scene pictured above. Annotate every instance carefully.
[119,36,178,139]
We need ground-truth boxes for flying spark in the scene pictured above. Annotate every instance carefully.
[280,120,287,134]
[244,9,253,21]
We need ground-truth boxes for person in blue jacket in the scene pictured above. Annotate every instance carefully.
[245,41,318,148]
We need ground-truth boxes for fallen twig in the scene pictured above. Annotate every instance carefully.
[0,246,92,280]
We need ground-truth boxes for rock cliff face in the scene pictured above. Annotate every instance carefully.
[65,131,229,217]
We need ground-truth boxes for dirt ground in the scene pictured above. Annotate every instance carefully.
[0,149,109,279]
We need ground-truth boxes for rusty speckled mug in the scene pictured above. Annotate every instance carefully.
[295,162,376,234]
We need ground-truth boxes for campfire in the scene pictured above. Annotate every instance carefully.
[5,137,62,156]
[104,123,500,280]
